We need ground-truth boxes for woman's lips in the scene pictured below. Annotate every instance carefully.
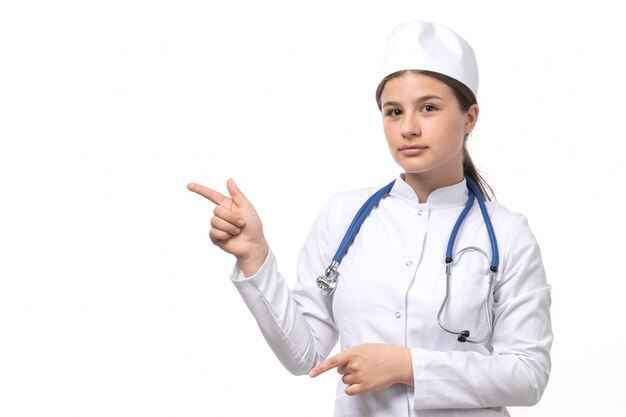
[399,145,427,156]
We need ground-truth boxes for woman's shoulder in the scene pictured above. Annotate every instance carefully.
[484,200,541,253]
[485,200,530,228]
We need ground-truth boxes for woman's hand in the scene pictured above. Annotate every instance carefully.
[187,179,269,277]
[309,343,414,396]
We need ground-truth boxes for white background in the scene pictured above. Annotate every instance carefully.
[1,1,624,416]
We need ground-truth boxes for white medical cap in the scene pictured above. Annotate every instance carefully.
[379,21,479,97]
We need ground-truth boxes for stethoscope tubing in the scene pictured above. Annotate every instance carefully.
[333,179,396,263]
[316,177,500,344]
[438,245,496,344]
[466,178,499,271]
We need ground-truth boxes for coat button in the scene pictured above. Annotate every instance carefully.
[418,209,423,216]
[405,261,412,266]
[395,312,401,318]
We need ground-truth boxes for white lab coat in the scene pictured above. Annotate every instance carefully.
[231,177,552,417]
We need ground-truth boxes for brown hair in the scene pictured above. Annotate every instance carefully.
[375,70,494,200]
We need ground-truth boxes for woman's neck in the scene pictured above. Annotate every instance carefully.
[402,171,464,203]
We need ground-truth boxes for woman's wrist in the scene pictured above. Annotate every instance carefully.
[400,347,414,387]
[238,241,270,277]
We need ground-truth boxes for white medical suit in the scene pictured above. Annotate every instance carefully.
[231,177,552,417]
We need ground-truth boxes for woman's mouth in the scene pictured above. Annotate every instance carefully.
[399,145,427,156]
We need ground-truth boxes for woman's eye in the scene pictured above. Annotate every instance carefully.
[422,104,437,112]
[385,109,402,117]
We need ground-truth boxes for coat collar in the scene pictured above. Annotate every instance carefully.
[389,175,469,208]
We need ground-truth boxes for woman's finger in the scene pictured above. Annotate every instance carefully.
[345,383,363,396]
[341,373,357,386]
[187,183,229,206]
[209,228,233,244]
[210,216,241,236]
[226,179,252,207]
[213,205,245,227]
[309,352,349,377]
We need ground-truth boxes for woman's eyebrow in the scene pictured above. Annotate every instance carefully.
[382,95,444,108]
[416,95,444,102]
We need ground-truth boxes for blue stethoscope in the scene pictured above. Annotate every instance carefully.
[316,177,499,344]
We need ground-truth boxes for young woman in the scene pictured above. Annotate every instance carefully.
[188,21,552,417]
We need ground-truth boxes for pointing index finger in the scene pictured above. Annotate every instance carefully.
[309,353,347,378]
[187,183,228,206]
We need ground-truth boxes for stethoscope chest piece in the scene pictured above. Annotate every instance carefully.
[316,260,339,292]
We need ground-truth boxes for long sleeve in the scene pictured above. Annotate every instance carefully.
[230,199,341,375]
[411,215,552,410]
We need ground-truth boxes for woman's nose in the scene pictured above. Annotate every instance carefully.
[401,114,421,138]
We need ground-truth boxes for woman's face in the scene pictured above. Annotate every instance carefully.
[379,71,478,183]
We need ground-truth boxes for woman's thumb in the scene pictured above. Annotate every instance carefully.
[226,178,251,207]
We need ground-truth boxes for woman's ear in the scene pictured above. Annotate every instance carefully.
[464,104,479,135]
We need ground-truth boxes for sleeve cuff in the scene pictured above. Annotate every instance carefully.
[229,250,274,283]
